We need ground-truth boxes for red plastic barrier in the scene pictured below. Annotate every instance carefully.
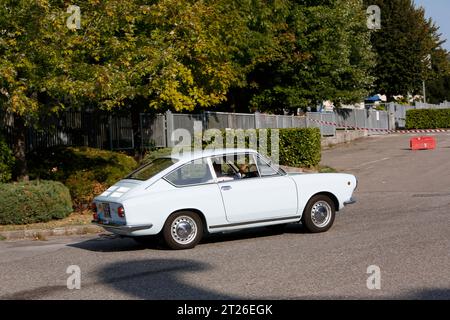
[410,137,436,151]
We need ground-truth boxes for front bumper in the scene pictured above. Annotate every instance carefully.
[92,221,153,232]
[344,198,357,206]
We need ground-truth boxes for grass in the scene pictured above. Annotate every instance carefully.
[0,211,93,232]
[318,165,338,173]
[0,235,6,241]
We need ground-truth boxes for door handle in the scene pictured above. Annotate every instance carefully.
[221,186,232,191]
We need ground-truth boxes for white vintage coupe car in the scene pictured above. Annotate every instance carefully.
[92,149,357,250]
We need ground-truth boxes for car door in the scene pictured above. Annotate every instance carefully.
[163,158,228,227]
[211,153,298,223]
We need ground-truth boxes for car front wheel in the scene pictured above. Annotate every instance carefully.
[163,211,203,250]
[302,195,336,233]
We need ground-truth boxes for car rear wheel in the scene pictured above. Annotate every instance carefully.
[163,211,203,250]
[302,195,336,233]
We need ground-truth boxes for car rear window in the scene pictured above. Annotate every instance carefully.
[164,159,213,187]
[127,158,177,181]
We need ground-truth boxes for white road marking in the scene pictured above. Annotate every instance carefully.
[350,157,390,170]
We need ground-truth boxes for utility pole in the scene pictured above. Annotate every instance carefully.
[423,54,431,104]
[423,80,426,104]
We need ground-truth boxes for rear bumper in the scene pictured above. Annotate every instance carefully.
[92,221,153,232]
[344,198,357,206]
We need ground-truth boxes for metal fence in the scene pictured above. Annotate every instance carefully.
[387,102,450,129]
[140,113,166,148]
[415,101,450,109]
[307,109,390,136]
[1,108,392,151]
[1,111,135,152]
[5,100,449,151]
[306,112,336,136]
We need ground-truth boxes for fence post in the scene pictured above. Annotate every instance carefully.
[228,113,233,129]
[332,112,336,137]
[139,113,144,150]
[254,111,260,129]
[388,102,396,131]
[203,111,208,131]
[165,110,174,148]
[320,113,324,137]
[108,115,113,150]
[364,110,368,134]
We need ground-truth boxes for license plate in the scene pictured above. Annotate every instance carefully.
[102,203,111,218]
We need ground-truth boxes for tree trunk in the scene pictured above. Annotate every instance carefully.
[12,114,29,182]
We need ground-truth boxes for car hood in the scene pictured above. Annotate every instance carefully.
[94,179,144,202]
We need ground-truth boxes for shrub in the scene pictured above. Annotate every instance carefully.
[278,128,322,168]
[148,128,322,168]
[217,128,322,167]
[406,109,450,129]
[0,135,14,183]
[0,180,73,225]
[28,146,138,210]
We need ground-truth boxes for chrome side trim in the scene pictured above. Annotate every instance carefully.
[92,222,153,232]
[209,216,301,230]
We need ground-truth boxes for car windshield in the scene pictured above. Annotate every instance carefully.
[126,158,177,181]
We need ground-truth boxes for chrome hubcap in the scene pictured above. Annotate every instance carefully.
[171,216,197,245]
[311,201,332,228]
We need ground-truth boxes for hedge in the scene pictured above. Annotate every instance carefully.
[27,147,138,210]
[278,128,322,168]
[0,135,14,183]
[406,109,450,129]
[156,127,322,168]
[0,180,73,225]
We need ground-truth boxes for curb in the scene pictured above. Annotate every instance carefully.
[0,224,104,241]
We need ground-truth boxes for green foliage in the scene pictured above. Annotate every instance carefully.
[218,128,322,167]
[27,147,137,210]
[243,0,376,112]
[426,51,450,103]
[405,109,450,129]
[364,0,450,100]
[0,0,378,116]
[142,148,174,164]
[278,128,322,168]
[0,135,14,183]
[156,127,321,168]
[0,181,73,225]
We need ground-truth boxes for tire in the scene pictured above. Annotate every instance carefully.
[302,195,336,233]
[162,211,203,250]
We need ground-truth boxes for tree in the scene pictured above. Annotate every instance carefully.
[232,0,376,113]
[0,1,70,180]
[0,0,252,178]
[364,0,447,100]
[426,50,450,103]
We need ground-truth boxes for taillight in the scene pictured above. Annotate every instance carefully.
[91,202,97,213]
[117,206,125,218]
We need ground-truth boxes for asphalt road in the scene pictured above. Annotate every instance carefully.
[0,134,449,300]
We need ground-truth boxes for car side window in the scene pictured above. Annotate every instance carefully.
[256,156,280,177]
[212,154,260,181]
[164,159,213,187]
[211,158,238,182]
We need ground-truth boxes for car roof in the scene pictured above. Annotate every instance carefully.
[169,148,258,163]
